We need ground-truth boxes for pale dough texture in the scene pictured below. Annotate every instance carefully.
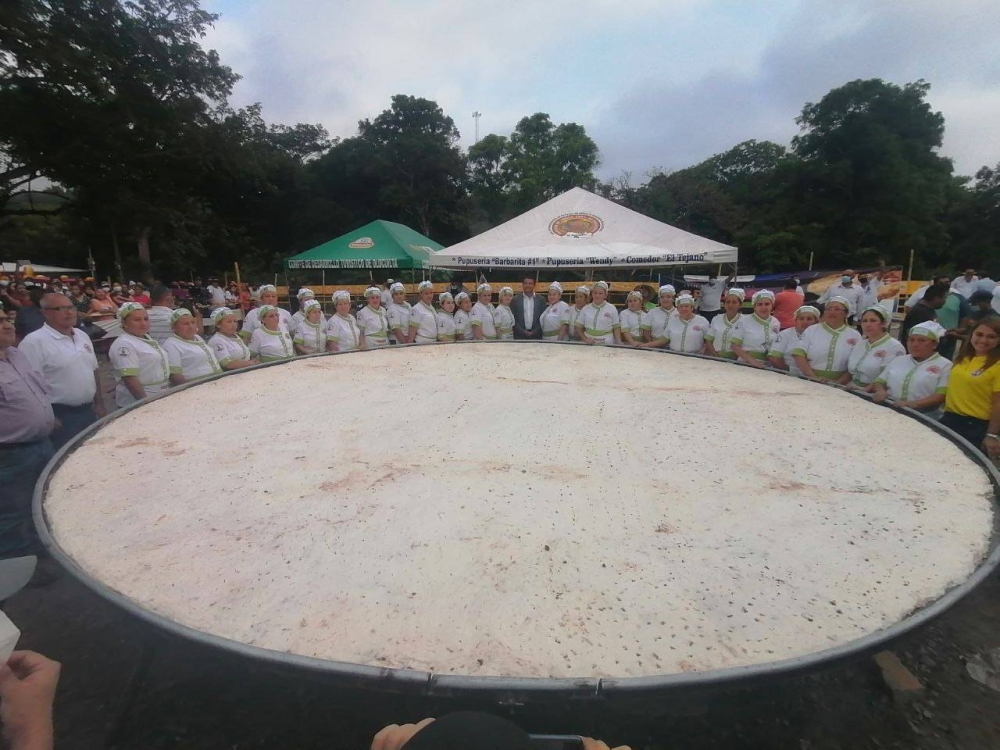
[43,344,995,679]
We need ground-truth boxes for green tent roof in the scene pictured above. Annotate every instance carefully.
[284,220,442,270]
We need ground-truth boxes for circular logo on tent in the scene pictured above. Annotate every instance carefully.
[549,213,603,238]
[348,237,374,249]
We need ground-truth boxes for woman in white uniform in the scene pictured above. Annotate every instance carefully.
[454,292,474,341]
[731,290,780,368]
[109,302,171,407]
[638,285,677,349]
[436,293,458,342]
[357,287,390,349]
[619,290,646,346]
[292,300,328,355]
[576,281,621,345]
[844,304,905,388]
[565,286,589,342]
[241,285,292,340]
[768,305,819,375]
[873,322,952,414]
[539,282,570,341]
[163,308,222,385]
[290,288,324,336]
[326,290,363,352]
[495,287,516,341]
[387,282,412,345]
[704,288,745,360]
[208,307,255,370]
[791,297,860,382]
[665,294,710,354]
[248,305,294,362]
[408,280,439,344]
[470,283,498,340]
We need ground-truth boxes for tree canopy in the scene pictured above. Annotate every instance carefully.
[1,2,997,282]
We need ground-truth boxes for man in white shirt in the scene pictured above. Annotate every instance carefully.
[19,293,103,449]
[205,279,227,307]
[698,273,725,322]
[818,270,864,318]
[951,269,979,298]
[857,272,879,311]
[147,285,176,344]
[511,276,543,339]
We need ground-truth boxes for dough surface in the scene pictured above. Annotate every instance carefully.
[43,343,995,679]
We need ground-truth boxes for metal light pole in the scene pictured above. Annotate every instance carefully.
[472,111,481,144]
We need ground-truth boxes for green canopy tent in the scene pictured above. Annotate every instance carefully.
[284,220,442,271]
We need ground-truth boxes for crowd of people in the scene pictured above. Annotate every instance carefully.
[2,267,999,750]
[2,270,999,559]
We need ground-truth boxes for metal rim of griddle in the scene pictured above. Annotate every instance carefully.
[33,341,1000,700]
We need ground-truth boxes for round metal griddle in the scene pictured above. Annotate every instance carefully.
[33,342,1000,700]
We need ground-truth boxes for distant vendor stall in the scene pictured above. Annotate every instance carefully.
[284,220,442,271]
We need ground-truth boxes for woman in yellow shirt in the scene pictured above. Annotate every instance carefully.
[941,318,1000,460]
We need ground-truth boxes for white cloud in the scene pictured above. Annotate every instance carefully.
[592,0,1000,177]
[203,0,1000,177]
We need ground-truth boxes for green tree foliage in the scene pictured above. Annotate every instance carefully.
[1,0,997,284]
[790,79,954,268]
[944,165,1000,274]
[0,0,239,275]
[468,114,599,223]
[305,96,470,248]
[605,81,976,274]
[358,95,469,240]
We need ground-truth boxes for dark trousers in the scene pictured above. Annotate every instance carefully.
[51,402,97,451]
[701,309,720,323]
[0,440,53,559]
[940,411,989,450]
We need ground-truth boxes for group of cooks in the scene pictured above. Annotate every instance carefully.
[93,275,1000,457]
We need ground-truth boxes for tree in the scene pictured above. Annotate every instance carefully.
[789,79,954,268]
[355,95,469,240]
[467,114,600,223]
[944,164,1000,273]
[467,133,511,225]
[0,0,239,275]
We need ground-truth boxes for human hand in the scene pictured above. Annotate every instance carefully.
[581,738,631,750]
[983,436,999,461]
[0,651,60,750]
[371,718,435,750]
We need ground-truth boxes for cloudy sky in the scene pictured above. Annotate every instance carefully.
[203,0,1000,180]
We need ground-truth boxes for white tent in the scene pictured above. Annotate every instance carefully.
[432,187,737,269]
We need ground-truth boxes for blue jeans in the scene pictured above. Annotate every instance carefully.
[0,441,54,559]
[51,403,97,451]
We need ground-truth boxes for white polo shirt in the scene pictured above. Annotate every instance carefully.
[357,306,390,347]
[665,314,710,353]
[242,306,293,340]
[147,306,175,344]
[470,301,497,339]
[109,332,171,407]
[162,334,223,380]
[19,324,99,406]
[409,301,439,344]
